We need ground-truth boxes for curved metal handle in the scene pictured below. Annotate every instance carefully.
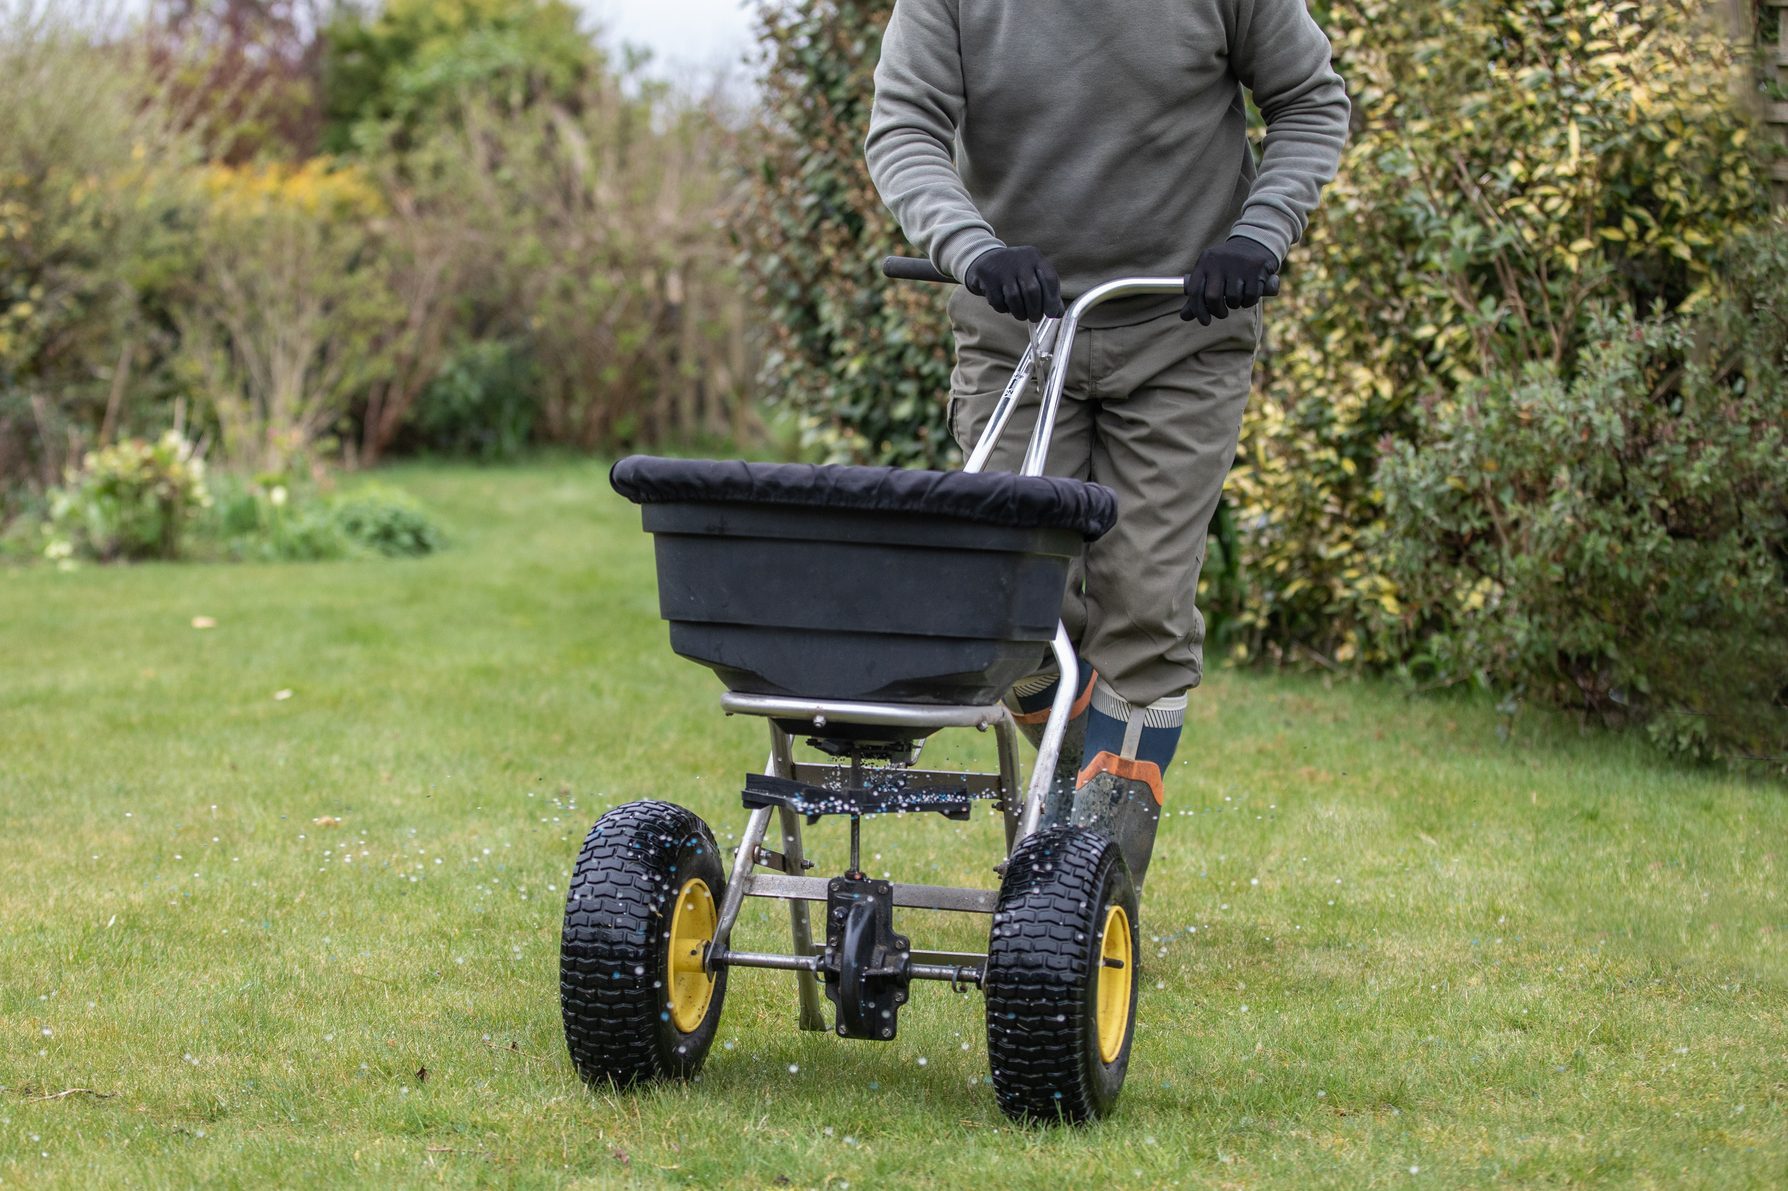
[882,259,1284,478]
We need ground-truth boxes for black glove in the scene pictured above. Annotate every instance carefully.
[1182,237,1280,326]
[965,245,1065,323]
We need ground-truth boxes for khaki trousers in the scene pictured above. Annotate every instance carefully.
[946,288,1260,707]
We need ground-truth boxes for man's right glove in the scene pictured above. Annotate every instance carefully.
[965,246,1066,324]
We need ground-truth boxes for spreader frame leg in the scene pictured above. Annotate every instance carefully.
[710,803,770,975]
[994,709,1024,855]
[1016,624,1081,843]
[770,724,829,1032]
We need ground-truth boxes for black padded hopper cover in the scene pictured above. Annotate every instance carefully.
[610,456,1118,541]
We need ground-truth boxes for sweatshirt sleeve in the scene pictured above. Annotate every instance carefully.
[864,0,1004,283]
[1227,0,1351,263]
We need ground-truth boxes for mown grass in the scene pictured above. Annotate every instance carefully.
[1,460,1783,1189]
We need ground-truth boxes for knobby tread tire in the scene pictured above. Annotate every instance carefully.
[983,825,1139,1125]
[560,800,727,1088]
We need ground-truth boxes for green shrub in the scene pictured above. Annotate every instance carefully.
[1225,0,1773,664]
[741,0,955,467]
[0,4,201,517]
[44,432,211,562]
[401,338,538,460]
[331,487,443,558]
[170,160,402,476]
[201,474,354,562]
[322,0,599,154]
[187,476,445,562]
[403,90,755,453]
[1375,231,1788,772]
[199,477,443,561]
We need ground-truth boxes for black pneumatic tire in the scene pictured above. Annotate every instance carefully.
[561,800,728,1087]
[983,826,1140,1124]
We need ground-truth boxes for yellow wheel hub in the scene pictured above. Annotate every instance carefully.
[666,877,717,1033]
[1095,903,1133,1064]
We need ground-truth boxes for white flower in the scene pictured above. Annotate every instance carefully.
[269,485,289,508]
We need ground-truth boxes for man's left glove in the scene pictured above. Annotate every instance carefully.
[1182,237,1280,326]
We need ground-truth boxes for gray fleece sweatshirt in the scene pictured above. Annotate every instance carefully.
[866,0,1350,322]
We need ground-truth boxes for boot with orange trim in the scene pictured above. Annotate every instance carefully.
[1069,678,1185,895]
[1002,659,1096,828]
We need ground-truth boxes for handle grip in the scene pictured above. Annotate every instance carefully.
[883,256,954,284]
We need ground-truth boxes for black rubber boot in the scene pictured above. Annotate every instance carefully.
[1068,768,1162,895]
[1067,681,1187,896]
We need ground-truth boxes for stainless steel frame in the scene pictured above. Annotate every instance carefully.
[706,276,1189,1028]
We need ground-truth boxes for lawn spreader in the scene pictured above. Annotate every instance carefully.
[560,259,1225,1124]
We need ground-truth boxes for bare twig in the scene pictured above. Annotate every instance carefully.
[25,1088,116,1102]
[1296,643,1344,674]
[99,336,136,447]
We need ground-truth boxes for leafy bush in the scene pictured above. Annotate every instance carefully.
[741,0,955,467]
[202,473,355,562]
[331,487,443,558]
[0,4,200,516]
[1224,0,1773,664]
[149,0,328,162]
[322,0,598,154]
[201,475,443,560]
[170,160,402,475]
[399,338,538,460]
[374,83,757,453]
[1375,229,1788,772]
[44,431,211,562]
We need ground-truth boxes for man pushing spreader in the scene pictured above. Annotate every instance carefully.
[565,0,1353,1127]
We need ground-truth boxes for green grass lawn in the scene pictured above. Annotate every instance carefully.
[1,460,1783,1188]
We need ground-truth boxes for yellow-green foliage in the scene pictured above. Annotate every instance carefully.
[199,159,385,222]
[1227,0,1771,664]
